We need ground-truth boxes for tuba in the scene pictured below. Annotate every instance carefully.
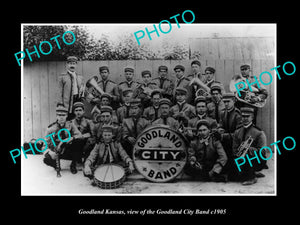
[85,76,105,99]
[235,136,254,158]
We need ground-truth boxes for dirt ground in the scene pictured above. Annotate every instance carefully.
[21,154,275,195]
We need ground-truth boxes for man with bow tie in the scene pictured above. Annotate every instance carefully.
[151,65,174,101]
[185,119,228,182]
[58,56,85,120]
[83,125,134,178]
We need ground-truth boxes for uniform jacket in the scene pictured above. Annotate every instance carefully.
[122,116,150,139]
[58,71,84,113]
[71,117,95,136]
[86,141,132,166]
[152,116,180,130]
[188,114,218,130]
[188,136,228,174]
[118,80,140,102]
[116,104,131,124]
[232,123,267,157]
[170,102,196,122]
[219,107,242,143]
[151,77,174,98]
[207,100,225,123]
[45,120,82,151]
[94,121,121,143]
[143,105,161,122]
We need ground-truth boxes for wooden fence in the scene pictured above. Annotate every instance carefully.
[23,37,275,145]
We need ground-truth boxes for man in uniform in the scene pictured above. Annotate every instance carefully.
[143,89,162,122]
[170,87,196,129]
[151,65,174,100]
[173,65,193,104]
[43,104,83,174]
[232,107,267,185]
[83,125,134,179]
[152,98,180,130]
[118,66,140,104]
[71,102,96,162]
[207,83,225,123]
[185,119,228,181]
[133,70,158,108]
[87,66,120,109]
[187,60,204,82]
[58,56,85,120]
[187,96,217,140]
[116,88,133,124]
[121,98,150,156]
[204,67,225,93]
[94,105,121,143]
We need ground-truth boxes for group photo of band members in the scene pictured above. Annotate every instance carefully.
[41,55,271,188]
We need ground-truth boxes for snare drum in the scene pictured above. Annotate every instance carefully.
[93,164,126,189]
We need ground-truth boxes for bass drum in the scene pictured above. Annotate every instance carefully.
[93,164,126,189]
[133,125,188,183]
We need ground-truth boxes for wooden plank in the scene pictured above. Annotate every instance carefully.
[31,62,42,138]
[39,61,50,137]
[23,64,33,142]
[215,60,225,89]
[217,38,226,60]
[223,60,234,92]
[233,38,243,60]
[48,61,58,124]
[207,38,219,60]
[241,38,251,60]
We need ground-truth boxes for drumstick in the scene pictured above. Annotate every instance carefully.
[110,165,115,183]
[103,164,110,182]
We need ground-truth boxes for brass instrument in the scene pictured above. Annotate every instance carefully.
[86,76,105,100]
[189,77,211,97]
[235,136,254,158]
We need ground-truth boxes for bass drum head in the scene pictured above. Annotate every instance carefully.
[133,125,188,183]
[93,164,125,189]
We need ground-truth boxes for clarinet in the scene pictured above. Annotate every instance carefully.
[55,141,64,178]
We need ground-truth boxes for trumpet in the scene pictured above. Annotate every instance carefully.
[235,136,254,158]
[86,76,105,99]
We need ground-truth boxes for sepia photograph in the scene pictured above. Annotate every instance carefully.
[20,23,276,195]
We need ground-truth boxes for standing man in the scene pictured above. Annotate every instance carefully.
[121,98,150,156]
[173,65,193,104]
[43,104,83,174]
[152,98,180,130]
[207,83,225,123]
[185,119,228,181]
[58,56,85,120]
[118,66,140,104]
[133,70,158,108]
[187,60,204,82]
[116,88,134,124]
[232,107,267,185]
[152,65,174,100]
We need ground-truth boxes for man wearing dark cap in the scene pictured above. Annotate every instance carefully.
[43,104,83,174]
[188,60,204,82]
[143,89,162,122]
[58,56,85,120]
[83,124,134,179]
[185,119,228,182]
[71,102,96,161]
[121,98,150,156]
[87,66,120,110]
[187,96,217,140]
[118,66,140,104]
[152,65,174,100]
[173,65,193,104]
[152,98,179,130]
[133,70,158,108]
[204,67,225,93]
[116,88,133,124]
[170,87,196,129]
[207,83,225,123]
[232,107,267,185]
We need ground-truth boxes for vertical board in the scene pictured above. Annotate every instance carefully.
[23,64,33,141]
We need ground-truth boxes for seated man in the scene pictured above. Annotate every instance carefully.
[232,107,267,185]
[121,98,150,156]
[152,98,180,130]
[94,105,121,143]
[43,104,83,175]
[71,102,96,161]
[83,125,134,179]
[170,87,196,129]
[207,83,225,123]
[185,119,228,182]
[116,88,134,124]
[143,89,162,122]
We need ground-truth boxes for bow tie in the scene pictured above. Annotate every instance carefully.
[199,138,209,145]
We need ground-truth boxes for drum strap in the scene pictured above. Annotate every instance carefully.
[104,144,114,163]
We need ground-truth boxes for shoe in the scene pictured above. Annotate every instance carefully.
[255,172,265,178]
[242,177,257,185]
[70,162,77,174]
[43,152,56,169]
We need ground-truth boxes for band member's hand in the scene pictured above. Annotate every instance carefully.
[127,137,136,144]
[83,166,92,176]
[128,161,135,173]
[208,170,215,178]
